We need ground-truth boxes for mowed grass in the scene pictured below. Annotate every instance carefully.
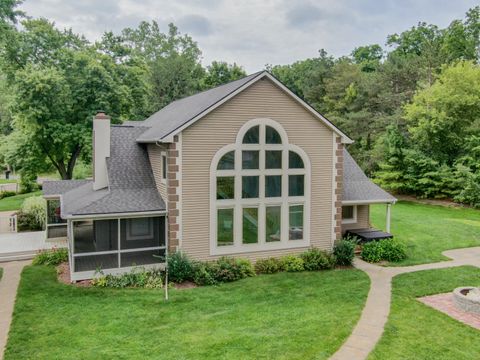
[0,179,17,184]
[369,266,480,360]
[5,266,369,360]
[371,201,480,266]
[0,191,42,211]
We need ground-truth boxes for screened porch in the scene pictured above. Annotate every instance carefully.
[68,215,167,281]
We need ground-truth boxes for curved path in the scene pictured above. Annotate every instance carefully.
[331,247,480,360]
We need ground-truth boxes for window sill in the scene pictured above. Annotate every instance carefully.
[211,239,310,256]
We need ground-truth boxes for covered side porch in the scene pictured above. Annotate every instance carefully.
[66,213,167,281]
[341,200,395,242]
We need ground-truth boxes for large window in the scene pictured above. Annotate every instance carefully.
[211,118,310,254]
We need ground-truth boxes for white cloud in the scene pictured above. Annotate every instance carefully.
[20,0,478,72]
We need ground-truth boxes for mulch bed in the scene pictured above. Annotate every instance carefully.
[56,262,92,287]
[418,293,480,330]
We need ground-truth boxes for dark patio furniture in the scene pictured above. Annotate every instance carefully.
[346,228,393,243]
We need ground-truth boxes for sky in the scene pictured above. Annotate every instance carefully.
[20,0,478,72]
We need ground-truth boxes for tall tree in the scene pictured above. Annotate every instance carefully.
[201,61,246,89]
[405,61,480,165]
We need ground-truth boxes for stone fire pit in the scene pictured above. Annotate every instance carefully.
[453,287,480,315]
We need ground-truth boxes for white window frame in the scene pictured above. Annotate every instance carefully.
[161,152,167,184]
[341,205,357,224]
[210,118,311,255]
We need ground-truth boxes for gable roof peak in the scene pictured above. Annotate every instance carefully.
[136,70,352,144]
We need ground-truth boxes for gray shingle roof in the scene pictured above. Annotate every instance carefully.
[44,126,166,218]
[136,72,264,142]
[42,180,91,196]
[343,149,396,203]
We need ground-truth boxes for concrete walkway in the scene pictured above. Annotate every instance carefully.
[331,247,480,360]
[0,232,66,262]
[0,260,31,360]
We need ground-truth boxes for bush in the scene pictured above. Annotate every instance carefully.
[18,196,46,230]
[0,190,16,199]
[17,211,42,231]
[255,257,283,274]
[280,255,304,272]
[334,238,356,266]
[192,257,255,286]
[167,251,194,283]
[32,248,68,266]
[381,240,407,262]
[361,239,407,263]
[360,241,384,263]
[300,248,335,271]
[19,174,39,193]
[92,267,163,288]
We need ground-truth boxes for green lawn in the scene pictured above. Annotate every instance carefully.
[5,266,369,360]
[369,266,480,359]
[0,191,42,211]
[371,201,480,266]
[0,179,17,184]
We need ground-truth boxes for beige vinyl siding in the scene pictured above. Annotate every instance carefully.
[147,144,167,202]
[341,205,370,233]
[181,77,335,261]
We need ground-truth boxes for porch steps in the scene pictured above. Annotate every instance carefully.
[0,250,38,263]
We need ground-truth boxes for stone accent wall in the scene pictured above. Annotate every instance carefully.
[167,135,181,251]
[334,136,344,242]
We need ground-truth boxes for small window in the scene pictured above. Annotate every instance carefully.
[161,154,167,181]
[243,125,259,144]
[288,175,304,196]
[266,126,282,144]
[218,208,234,246]
[342,206,356,224]
[289,205,303,240]
[217,177,235,200]
[266,206,281,242]
[289,151,304,169]
[126,218,154,241]
[242,150,259,169]
[265,175,281,197]
[217,151,235,170]
[242,207,258,244]
[242,176,259,198]
[265,150,282,169]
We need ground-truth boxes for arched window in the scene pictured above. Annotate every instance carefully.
[210,118,310,255]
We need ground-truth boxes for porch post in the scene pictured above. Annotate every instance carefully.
[386,203,391,233]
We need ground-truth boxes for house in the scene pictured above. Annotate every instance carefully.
[42,71,396,281]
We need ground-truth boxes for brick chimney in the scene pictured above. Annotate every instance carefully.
[93,112,110,190]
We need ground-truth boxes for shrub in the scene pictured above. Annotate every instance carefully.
[19,174,39,193]
[17,211,42,231]
[361,241,384,263]
[380,240,407,262]
[92,267,163,288]
[18,196,46,230]
[32,248,68,266]
[300,248,335,271]
[167,251,194,283]
[361,239,407,263]
[255,257,283,274]
[0,190,16,199]
[214,257,255,282]
[192,261,219,286]
[192,257,255,286]
[280,255,304,272]
[334,238,356,266]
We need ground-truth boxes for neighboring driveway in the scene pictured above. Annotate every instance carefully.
[0,232,66,262]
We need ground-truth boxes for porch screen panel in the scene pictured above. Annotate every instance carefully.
[120,216,165,250]
[73,220,118,253]
[121,249,166,268]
